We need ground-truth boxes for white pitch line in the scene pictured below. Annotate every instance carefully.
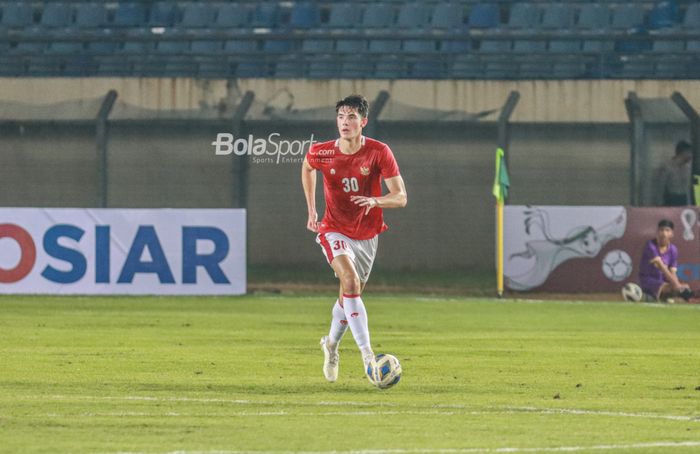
[102,440,700,454]
[24,395,700,423]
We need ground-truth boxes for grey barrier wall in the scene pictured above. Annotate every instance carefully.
[0,122,630,268]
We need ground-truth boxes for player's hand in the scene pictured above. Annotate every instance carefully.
[307,212,320,232]
[350,196,378,215]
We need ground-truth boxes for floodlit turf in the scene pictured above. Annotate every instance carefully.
[1,295,700,454]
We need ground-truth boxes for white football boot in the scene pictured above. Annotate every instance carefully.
[320,336,339,382]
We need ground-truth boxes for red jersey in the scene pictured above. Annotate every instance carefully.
[306,136,401,240]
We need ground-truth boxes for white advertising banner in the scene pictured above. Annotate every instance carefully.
[0,208,246,295]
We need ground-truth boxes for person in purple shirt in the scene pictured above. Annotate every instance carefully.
[639,219,693,302]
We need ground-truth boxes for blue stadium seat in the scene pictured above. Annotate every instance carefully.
[12,42,44,54]
[576,4,610,30]
[619,60,655,78]
[513,40,546,53]
[615,30,652,52]
[224,40,259,54]
[441,40,471,53]
[403,40,437,53]
[263,40,292,54]
[308,59,340,79]
[325,4,362,28]
[302,39,334,53]
[361,4,395,28]
[432,3,465,29]
[180,4,216,28]
[121,41,154,54]
[397,2,431,28]
[687,40,700,51]
[0,57,25,76]
[507,3,540,29]
[97,59,133,76]
[236,62,269,77]
[485,61,518,78]
[541,4,574,29]
[648,1,680,29]
[336,40,367,53]
[290,2,320,29]
[479,40,511,53]
[549,40,581,53]
[375,59,406,78]
[468,3,499,28]
[368,39,400,53]
[582,40,614,53]
[112,3,147,27]
[652,38,684,52]
[190,40,222,54]
[251,3,280,28]
[149,2,178,27]
[684,3,700,28]
[62,56,97,76]
[411,61,446,79]
[340,59,374,78]
[48,41,83,54]
[87,41,118,55]
[74,3,107,28]
[655,60,684,78]
[40,3,73,28]
[198,61,231,78]
[611,4,645,30]
[2,3,34,28]
[213,4,249,28]
[28,59,60,76]
[519,62,548,78]
[275,58,305,78]
[552,62,586,78]
[451,56,483,78]
[156,40,188,54]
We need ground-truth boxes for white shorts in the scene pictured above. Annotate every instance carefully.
[316,232,378,283]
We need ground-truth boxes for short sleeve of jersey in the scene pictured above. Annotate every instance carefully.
[306,144,321,170]
[669,245,678,268]
[378,145,400,179]
[643,240,657,263]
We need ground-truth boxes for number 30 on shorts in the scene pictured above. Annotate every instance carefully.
[333,240,348,250]
[342,177,359,193]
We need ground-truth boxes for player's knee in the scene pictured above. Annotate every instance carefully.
[341,274,361,295]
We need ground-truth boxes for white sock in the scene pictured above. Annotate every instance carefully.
[342,294,372,355]
[328,299,347,349]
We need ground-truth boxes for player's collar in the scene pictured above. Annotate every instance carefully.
[334,136,365,148]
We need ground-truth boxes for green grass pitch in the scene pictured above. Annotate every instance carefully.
[1,294,700,453]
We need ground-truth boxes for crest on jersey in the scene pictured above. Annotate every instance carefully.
[330,168,336,175]
[360,166,370,176]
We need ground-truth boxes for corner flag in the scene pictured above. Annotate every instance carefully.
[493,147,509,298]
[492,147,510,204]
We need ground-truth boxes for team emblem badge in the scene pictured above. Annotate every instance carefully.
[360,166,370,176]
[330,168,336,175]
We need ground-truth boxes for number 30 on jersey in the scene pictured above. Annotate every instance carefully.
[342,177,359,193]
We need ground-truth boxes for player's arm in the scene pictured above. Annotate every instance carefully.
[650,256,683,289]
[351,175,407,215]
[301,157,320,232]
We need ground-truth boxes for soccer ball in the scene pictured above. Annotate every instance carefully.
[366,354,402,389]
[602,249,633,282]
[621,282,644,302]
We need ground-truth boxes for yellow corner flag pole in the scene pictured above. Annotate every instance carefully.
[492,148,510,298]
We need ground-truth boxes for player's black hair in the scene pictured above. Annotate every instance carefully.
[335,94,369,118]
[658,219,675,230]
[675,140,692,155]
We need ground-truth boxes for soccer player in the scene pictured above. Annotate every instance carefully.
[301,94,407,382]
[638,219,693,302]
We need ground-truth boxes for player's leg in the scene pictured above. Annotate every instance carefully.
[332,255,374,366]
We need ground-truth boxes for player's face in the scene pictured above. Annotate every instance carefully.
[336,106,367,140]
[657,226,674,245]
